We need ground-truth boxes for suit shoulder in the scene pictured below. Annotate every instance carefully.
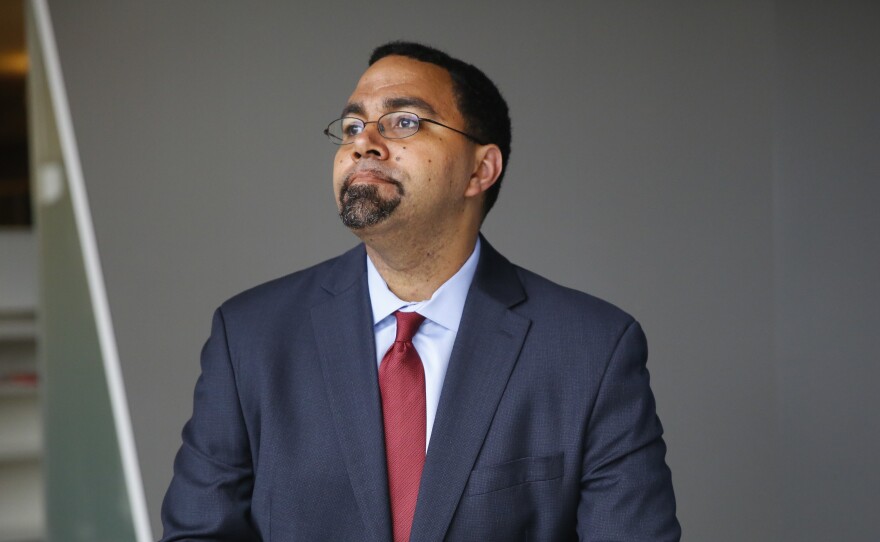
[218,251,350,318]
[513,265,636,332]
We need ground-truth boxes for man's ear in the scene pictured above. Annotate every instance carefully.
[464,144,503,198]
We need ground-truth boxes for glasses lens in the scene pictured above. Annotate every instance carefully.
[378,112,420,139]
[325,118,364,145]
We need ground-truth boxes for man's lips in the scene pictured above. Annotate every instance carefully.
[349,173,391,185]
[342,168,403,195]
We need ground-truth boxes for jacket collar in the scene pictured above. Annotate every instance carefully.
[320,234,526,310]
[314,234,530,542]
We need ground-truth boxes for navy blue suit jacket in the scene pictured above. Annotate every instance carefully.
[161,238,680,541]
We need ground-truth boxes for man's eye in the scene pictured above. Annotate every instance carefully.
[343,123,364,136]
[396,117,417,129]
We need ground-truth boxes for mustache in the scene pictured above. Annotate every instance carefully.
[340,166,405,198]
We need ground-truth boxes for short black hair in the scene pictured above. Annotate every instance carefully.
[369,41,511,219]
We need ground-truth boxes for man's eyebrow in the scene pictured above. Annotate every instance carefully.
[384,97,438,117]
[339,97,439,119]
[340,102,366,118]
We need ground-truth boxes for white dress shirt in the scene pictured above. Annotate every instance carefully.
[366,237,481,451]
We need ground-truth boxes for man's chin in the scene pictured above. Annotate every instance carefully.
[343,218,383,231]
[339,204,397,230]
[338,190,401,230]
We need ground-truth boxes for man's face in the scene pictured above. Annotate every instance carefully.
[332,55,478,238]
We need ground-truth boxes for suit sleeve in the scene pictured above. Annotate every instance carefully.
[160,308,260,541]
[577,320,681,541]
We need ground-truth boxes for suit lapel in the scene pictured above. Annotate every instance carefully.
[409,239,531,542]
[311,245,392,542]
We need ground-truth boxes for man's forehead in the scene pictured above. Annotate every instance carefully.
[343,56,457,118]
[355,55,450,91]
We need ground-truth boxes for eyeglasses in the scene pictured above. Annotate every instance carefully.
[324,111,485,145]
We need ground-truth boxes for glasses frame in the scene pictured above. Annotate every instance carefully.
[324,111,486,146]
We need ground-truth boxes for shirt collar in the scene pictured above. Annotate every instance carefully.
[366,237,481,332]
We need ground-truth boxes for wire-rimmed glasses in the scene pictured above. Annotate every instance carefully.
[324,111,485,145]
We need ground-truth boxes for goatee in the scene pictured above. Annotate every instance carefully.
[339,181,403,229]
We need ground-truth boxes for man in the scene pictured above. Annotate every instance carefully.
[161,41,680,541]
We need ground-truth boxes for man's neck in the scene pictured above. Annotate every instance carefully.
[364,232,479,302]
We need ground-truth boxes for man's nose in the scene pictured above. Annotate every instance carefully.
[350,122,389,161]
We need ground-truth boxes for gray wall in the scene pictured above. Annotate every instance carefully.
[774,1,880,539]
[44,1,879,540]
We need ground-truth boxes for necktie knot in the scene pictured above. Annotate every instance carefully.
[394,311,425,343]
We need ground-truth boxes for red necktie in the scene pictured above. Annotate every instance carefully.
[379,311,427,542]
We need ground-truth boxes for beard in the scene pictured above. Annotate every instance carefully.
[338,173,404,229]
